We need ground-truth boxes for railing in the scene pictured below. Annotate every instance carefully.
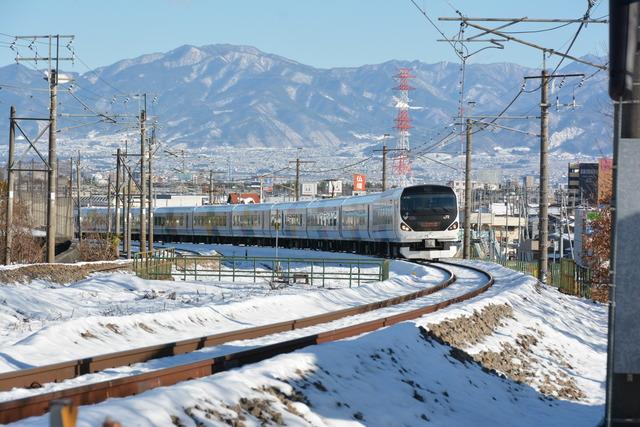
[477,257,592,298]
[133,248,389,288]
[132,248,175,280]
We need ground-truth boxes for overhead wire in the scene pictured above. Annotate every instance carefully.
[408,0,464,61]
[500,22,573,34]
[73,53,128,96]
[412,1,605,160]
[300,156,374,174]
[549,1,597,76]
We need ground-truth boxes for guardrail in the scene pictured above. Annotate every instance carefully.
[477,257,592,298]
[133,249,390,287]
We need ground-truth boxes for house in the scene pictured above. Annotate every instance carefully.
[227,193,261,204]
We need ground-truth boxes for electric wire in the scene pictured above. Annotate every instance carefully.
[408,0,464,61]
[300,156,374,174]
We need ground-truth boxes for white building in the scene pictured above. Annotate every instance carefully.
[300,182,318,199]
[153,194,208,207]
[448,180,482,207]
[320,180,342,197]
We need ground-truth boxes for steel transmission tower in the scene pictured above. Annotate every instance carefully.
[392,68,414,187]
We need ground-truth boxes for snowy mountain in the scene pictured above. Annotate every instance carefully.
[0,44,611,156]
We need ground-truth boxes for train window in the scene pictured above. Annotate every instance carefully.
[342,208,367,228]
[373,205,393,226]
[400,186,457,231]
[309,210,337,227]
[285,213,302,227]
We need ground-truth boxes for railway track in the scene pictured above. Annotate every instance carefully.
[0,260,493,424]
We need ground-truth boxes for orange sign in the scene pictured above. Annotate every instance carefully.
[353,174,366,191]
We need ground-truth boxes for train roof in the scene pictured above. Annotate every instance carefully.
[231,203,274,212]
[155,206,195,213]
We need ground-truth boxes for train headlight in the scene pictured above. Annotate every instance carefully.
[400,222,412,231]
[447,221,459,231]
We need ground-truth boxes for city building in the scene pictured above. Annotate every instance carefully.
[154,194,209,207]
[522,175,536,189]
[227,193,261,204]
[568,162,599,206]
[597,158,613,204]
[300,182,318,199]
[447,180,482,207]
[319,180,342,198]
[573,208,589,268]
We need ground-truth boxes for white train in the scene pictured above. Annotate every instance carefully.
[81,184,460,259]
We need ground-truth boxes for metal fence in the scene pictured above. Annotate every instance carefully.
[132,248,175,280]
[133,248,390,287]
[4,159,74,240]
[479,257,592,298]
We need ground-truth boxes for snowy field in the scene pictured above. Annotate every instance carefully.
[0,245,607,426]
[0,244,445,372]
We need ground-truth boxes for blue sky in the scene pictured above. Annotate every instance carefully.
[0,0,608,71]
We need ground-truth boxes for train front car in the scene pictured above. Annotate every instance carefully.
[396,185,460,259]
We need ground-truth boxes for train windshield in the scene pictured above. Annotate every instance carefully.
[400,186,457,231]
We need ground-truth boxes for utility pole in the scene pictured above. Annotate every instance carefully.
[289,155,315,201]
[4,106,16,265]
[139,109,147,254]
[14,35,74,262]
[521,71,582,282]
[148,125,155,253]
[126,175,132,259]
[378,133,391,191]
[538,70,549,282]
[106,175,112,234]
[374,140,406,192]
[46,68,58,262]
[115,149,121,257]
[206,169,225,204]
[463,118,473,259]
[209,170,214,204]
[123,168,129,257]
[559,190,564,260]
[76,153,82,241]
[381,144,387,191]
[607,2,640,425]
[504,189,509,260]
[435,15,604,278]
[295,157,300,201]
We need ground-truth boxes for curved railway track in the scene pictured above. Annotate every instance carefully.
[0,260,494,424]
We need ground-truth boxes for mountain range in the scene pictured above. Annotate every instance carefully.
[0,44,612,157]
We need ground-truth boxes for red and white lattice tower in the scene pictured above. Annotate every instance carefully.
[392,68,414,187]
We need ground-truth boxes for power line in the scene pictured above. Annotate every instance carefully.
[300,156,373,174]
[408,0,464,61]
[549,2,595,76]
[73,52,127,96]
[500,22,573,34]
[0,83,51,92]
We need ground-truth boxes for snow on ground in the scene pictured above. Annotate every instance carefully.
[0,259,486,402]
[0,245,444,372]
[418,261,607,406]
[9,260,607,427]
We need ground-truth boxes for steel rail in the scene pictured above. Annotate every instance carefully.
[0,261,493,424]
[0,263,454,392]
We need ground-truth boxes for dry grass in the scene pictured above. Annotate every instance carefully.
[0,193,45,264]
[174,256,220,272]
[0,261,129,285]
[78,233,118,262]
